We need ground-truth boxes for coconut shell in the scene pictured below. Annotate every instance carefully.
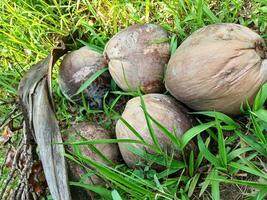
[63,122,120,199]
[58,46,110,108]
[165,23,267,115]
[115,94,193,168]
[104,24,170,93]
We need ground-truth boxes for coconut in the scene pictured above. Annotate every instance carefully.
[104,24,170,93]
[165,23,267,115]
[63,122,120,199]
[58,46,110,108]
[115,94,193,168]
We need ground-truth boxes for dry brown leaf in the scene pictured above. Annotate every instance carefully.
[0,126,13,145]
[28,161,48,195]
[18,40,72,200]
[2,126,12,137]
[5,148,16,168]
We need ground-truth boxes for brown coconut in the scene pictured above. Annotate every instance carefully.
[104,24,170,93]
[63,122,120,199]
[165,23,267,115]
[115,94,193,168]
[58,46,110,108]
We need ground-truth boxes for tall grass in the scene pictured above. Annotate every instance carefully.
[65,82,267,199]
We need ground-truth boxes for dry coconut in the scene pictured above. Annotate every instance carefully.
[116,94,193,168]
[58,46,110,108]
[63,122,120,199]
[165,23,267,115]
[104,24,170,93]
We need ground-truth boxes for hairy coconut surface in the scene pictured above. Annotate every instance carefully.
[104,23,170,93]
[165,23,267,115]
[58,46,110,108]
[63,122,120,199]
[116,94,193,168]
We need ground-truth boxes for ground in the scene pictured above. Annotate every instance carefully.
[0,0,267,199]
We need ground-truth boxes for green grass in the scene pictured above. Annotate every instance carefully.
[0,0,267,199]
[64,84,267,200]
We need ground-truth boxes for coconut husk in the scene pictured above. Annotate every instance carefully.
[165,23,267,115]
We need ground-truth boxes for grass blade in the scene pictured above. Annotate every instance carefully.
[119,117,146,143]
[181,122,214,149]
[139,92,162,152]
[75,67,108,95]
[229,162,267,179]
[70,182,112,199]
[235,131,267,156]
[211,170,220,200]
[189,151,194,177]
[127,146,185,169]
[196,0,203,25]
[188,173,200,197]
[203,4,220,23]
[215,117,227,167]
[252,109,267,124]
[143,109,180,148]
[250,112,267,144]
[199,172,212,197]
[78,39,104,53]
[253,82,267,111]
[197,135,221,167]
[77,154,154,196]
[170,35,178,54]
[111,189,123,200]
[210,176,267,190]
[62,139,143,145]
[196,137,210,168]
[191,111,238,127]
[227,147,253,162]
